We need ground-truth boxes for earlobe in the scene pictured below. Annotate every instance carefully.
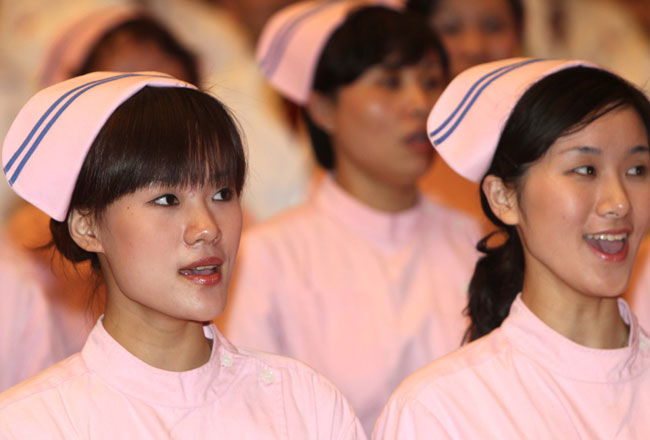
[482,175,520,226]
[306,92,336,133]
[68,209,104,253]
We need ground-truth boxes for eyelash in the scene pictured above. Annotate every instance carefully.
[571,165,648,177]
[151,188,235,206]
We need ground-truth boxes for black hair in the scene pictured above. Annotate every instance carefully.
[305,6,449,169]
[464,66,650,342]
[75,15,201,86]
[406,0,525,38]
[49,86,246,270]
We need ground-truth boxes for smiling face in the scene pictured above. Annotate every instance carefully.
[431,0,520,77]
[321,53,446,191]
[80,183,242,324]
[499,107,650,301]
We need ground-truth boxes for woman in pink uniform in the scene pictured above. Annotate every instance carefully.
[0,72,365,439]
[223,1,481,434]
[374,58,650,438]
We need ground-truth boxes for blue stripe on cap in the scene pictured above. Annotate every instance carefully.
[7,73,173,186]
[260,0,345,78]
[430,58,545,146]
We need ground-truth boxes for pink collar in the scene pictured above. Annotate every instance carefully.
[81,319,241,408]
[502,295,650,383]
[313,175,431,251]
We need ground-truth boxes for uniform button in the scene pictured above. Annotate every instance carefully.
[260,369,275,384]
[640,336,649,352]
[220,353,233,367]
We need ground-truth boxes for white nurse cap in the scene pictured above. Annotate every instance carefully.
[2,72,196,221]
[427,58,599,182]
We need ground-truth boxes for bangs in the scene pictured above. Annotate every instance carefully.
[313,6,448,94]
[74,86,246,214]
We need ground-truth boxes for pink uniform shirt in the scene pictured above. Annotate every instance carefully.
[374,295,650,439]
[224,176,481,433]
[0,237,62,392]
[0,320,365,439]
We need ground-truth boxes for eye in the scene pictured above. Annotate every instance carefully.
[627,165,647,176]
[573,165,596,176]
[423,75,442,91]
[213,188,234,201]
[152,194,179,206]
[378,73,401,90]
[481,18,506,34]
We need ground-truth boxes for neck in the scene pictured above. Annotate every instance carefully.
[521,278,629,349]
[103,297,212,372]
[334,166,419,213]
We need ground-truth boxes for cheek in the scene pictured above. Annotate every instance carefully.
[521,181,588,234]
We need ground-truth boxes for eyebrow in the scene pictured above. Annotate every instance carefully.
[559,145,650,155]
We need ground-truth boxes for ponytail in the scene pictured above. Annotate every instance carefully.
[464,227,524,342]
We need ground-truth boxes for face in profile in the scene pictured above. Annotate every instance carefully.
[492,106,650,301]
[430,0,520,77]
[74,182,243,324]
[315,52,446,189]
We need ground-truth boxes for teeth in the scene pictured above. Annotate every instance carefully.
[584,233,627,241]
[193,265,216,270]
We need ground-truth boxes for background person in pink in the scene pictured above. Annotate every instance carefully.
[0,72,365,439]
[374,58,650,438]
[223,1,481,434]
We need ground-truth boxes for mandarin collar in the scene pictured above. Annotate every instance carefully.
[81,319,243,408]
[313,175,430,250]
[501,295,650,383]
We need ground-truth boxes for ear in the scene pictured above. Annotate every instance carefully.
[68,209,104,254]
[305,92,336,133]
[482,175,520,226]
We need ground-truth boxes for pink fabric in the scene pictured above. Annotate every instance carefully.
[0,319,365,439]
[2,72,195,221]
[38,5,142,87]
[256,0,402,104]
[224,176,481,434]
[374,295,650,439]
[0,237,62,392]
[428,58,596,182]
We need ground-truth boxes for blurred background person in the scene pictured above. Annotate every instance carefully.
[407,0,524,223]
[224,3,481,434]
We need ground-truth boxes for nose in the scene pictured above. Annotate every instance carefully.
[183,202,221,246]
[596,175,631,218]
[458,28,487,63]
[405,83,430,119]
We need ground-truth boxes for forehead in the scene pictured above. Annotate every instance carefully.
[435,0,515,18]
[548,106,649,157]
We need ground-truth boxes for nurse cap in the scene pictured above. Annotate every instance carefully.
[39,4,143,88]
[2,72,196,221]
[257,0,404,104]
[427,58,599,182]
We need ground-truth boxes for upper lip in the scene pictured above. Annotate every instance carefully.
[180,256,223,270]
[584,228,632,239]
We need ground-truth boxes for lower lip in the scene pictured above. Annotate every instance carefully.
[585,239,629,262]
[180,270,222,286]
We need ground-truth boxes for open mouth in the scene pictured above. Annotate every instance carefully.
[584,233,628,256]
[179,265,220,276]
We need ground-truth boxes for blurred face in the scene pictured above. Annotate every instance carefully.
[220,0,299,39]
[328,53,446,189]
[90,34,193,83]
[431,0,520,77]
[506,107,650,300]
[91,183,242,324]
